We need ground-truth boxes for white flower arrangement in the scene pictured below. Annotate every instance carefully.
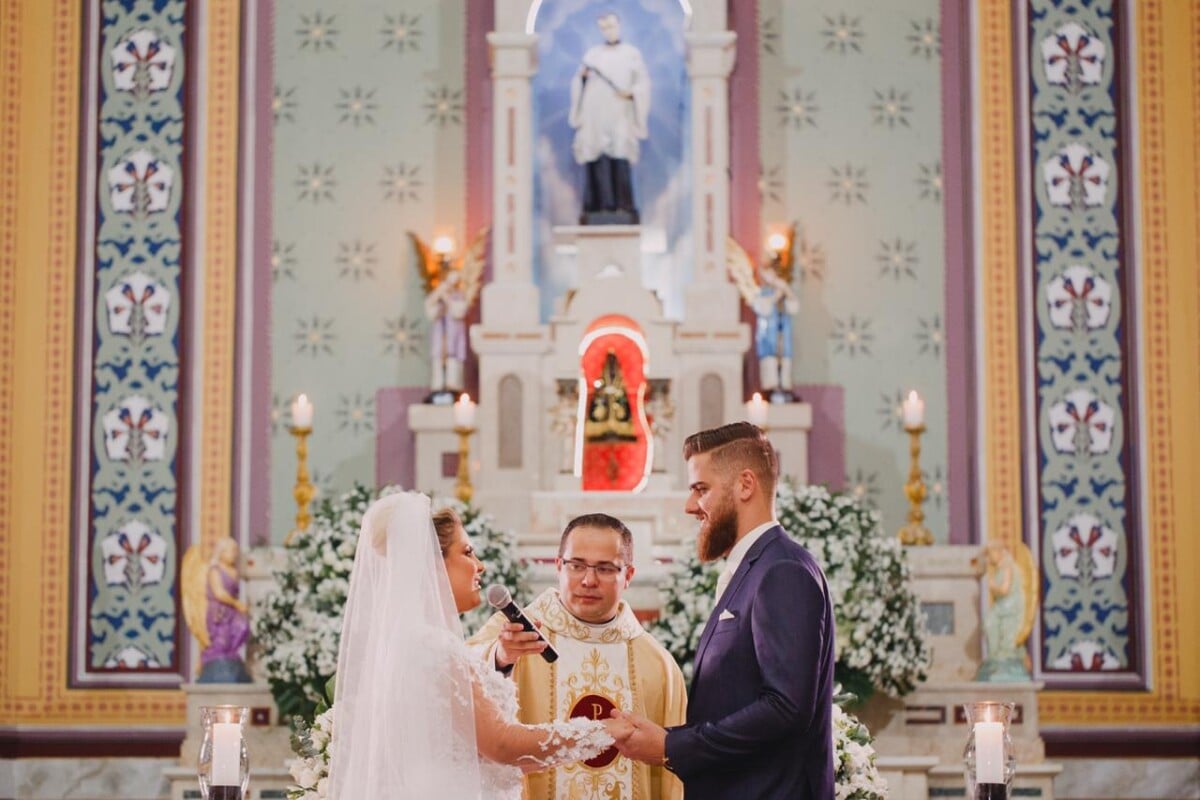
[287,704,333,800]
[253,483,529,723]
[652,482,931,701]
[833,693,888,800]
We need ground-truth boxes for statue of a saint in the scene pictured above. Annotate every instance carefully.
[975,541,1037,681]
[424,271,470,398]
[569,12,650,225]
[408,228,489,402]
[727,228,801,401]
[182,537,252,683]
[585,349,638,442]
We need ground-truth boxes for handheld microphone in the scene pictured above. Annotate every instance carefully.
[486,584,559,663]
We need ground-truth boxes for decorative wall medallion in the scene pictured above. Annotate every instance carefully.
[108,149,175,216]
[1046,265,1111,330]
[1042,143,1109,209]
[99,519,169,588]
[105,271,171,338]
[1046,389,1115,455]
[1040,21,1105,92]
[110,28,176,96]
[1051,512,1118,579]
[102,395,170,462]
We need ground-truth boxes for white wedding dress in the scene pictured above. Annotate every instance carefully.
[329,492,612,799]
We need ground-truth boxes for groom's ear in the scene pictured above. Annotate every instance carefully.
[737,467,757,502]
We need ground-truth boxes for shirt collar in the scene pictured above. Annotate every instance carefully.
[722,520,777,577]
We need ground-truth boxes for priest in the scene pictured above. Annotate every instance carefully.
[470,514,685,800]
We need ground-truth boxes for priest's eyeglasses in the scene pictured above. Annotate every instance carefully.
[561,559,625,579]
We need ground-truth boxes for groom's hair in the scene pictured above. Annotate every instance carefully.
[559,513,633,564]
[683,422,779,495]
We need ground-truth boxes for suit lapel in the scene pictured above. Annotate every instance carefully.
[691,526,785,680]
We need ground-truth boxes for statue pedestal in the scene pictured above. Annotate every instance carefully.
[164,682,292,800]
[862,545,1061,799]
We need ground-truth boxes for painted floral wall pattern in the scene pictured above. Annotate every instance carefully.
[271,2,465,530]
[758,0,947,540]
[1027,0,1138,681]
[85,0,187,673]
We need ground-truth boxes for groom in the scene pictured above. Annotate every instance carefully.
[612,422,836,799]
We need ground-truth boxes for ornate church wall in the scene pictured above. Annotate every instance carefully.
[756,0,951,544]
[269,1,468,540]
[1,0,246,751]
[0,0,1195,774]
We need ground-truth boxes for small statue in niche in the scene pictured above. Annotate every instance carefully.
[570,11,651,225]
[973,540,1037,681]
[585,349,638,442]
[408,227,489,403]
[182,537,252,683]
[549,379,580,474]
[728,226,801,402]
[645,379,674,473]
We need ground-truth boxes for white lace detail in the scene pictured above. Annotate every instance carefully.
[529,716,615,767]
[471,658,613,797]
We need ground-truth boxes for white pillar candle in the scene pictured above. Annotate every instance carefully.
[901,390,925,428]
[291,393,314,428]
[211,721,242,787]
[453,393,477,429]
[746,392,768,427]
[974,721,1005,784]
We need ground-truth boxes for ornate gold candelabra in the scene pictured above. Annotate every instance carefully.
[454,425,476,503]
[897,423,934,545]
[286,425,315,545]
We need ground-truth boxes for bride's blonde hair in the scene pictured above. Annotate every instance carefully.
[366,496,461,557]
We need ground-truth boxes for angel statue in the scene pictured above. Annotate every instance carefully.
[727,225,801,401]
[974,540,1038,682]
[182,537,251,683]
[408,227,489,402]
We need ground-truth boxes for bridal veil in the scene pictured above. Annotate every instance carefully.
[329,491,484,798]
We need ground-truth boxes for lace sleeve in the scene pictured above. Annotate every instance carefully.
[471,659,614,770]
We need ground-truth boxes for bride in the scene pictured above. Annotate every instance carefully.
[330,492,624,798]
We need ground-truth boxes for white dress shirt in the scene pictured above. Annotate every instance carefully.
[714,520,779,605]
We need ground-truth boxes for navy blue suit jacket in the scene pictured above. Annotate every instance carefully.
[664,526,836,799]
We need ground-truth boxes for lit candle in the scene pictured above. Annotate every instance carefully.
[746,392,769,428]
[211,721,241,787]
[765,231,788,256]
[974,721,1005,785]
[432,235,455,257]
[291,393,314,428]
[901,390,925,428]
[453,393,477,429]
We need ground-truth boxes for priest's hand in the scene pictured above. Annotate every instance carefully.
[609,710,667,765]
[494,620,548,670]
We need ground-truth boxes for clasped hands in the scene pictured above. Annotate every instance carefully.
[604,709,667,766]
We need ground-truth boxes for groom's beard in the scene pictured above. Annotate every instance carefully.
[697,497,739,562]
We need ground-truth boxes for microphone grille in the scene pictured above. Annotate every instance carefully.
[486,584,511,609]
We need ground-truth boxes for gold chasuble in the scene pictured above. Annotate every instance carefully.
[470,589,686,800]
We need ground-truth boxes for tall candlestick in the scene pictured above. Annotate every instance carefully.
[746,392,769,428]
[291,393,314,429]
[210,722,241,787]
[897,422,934,545]
[973,721,1005,785]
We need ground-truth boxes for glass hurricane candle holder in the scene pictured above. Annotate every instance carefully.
[198,705,249,800]
[963,701,1016,800]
